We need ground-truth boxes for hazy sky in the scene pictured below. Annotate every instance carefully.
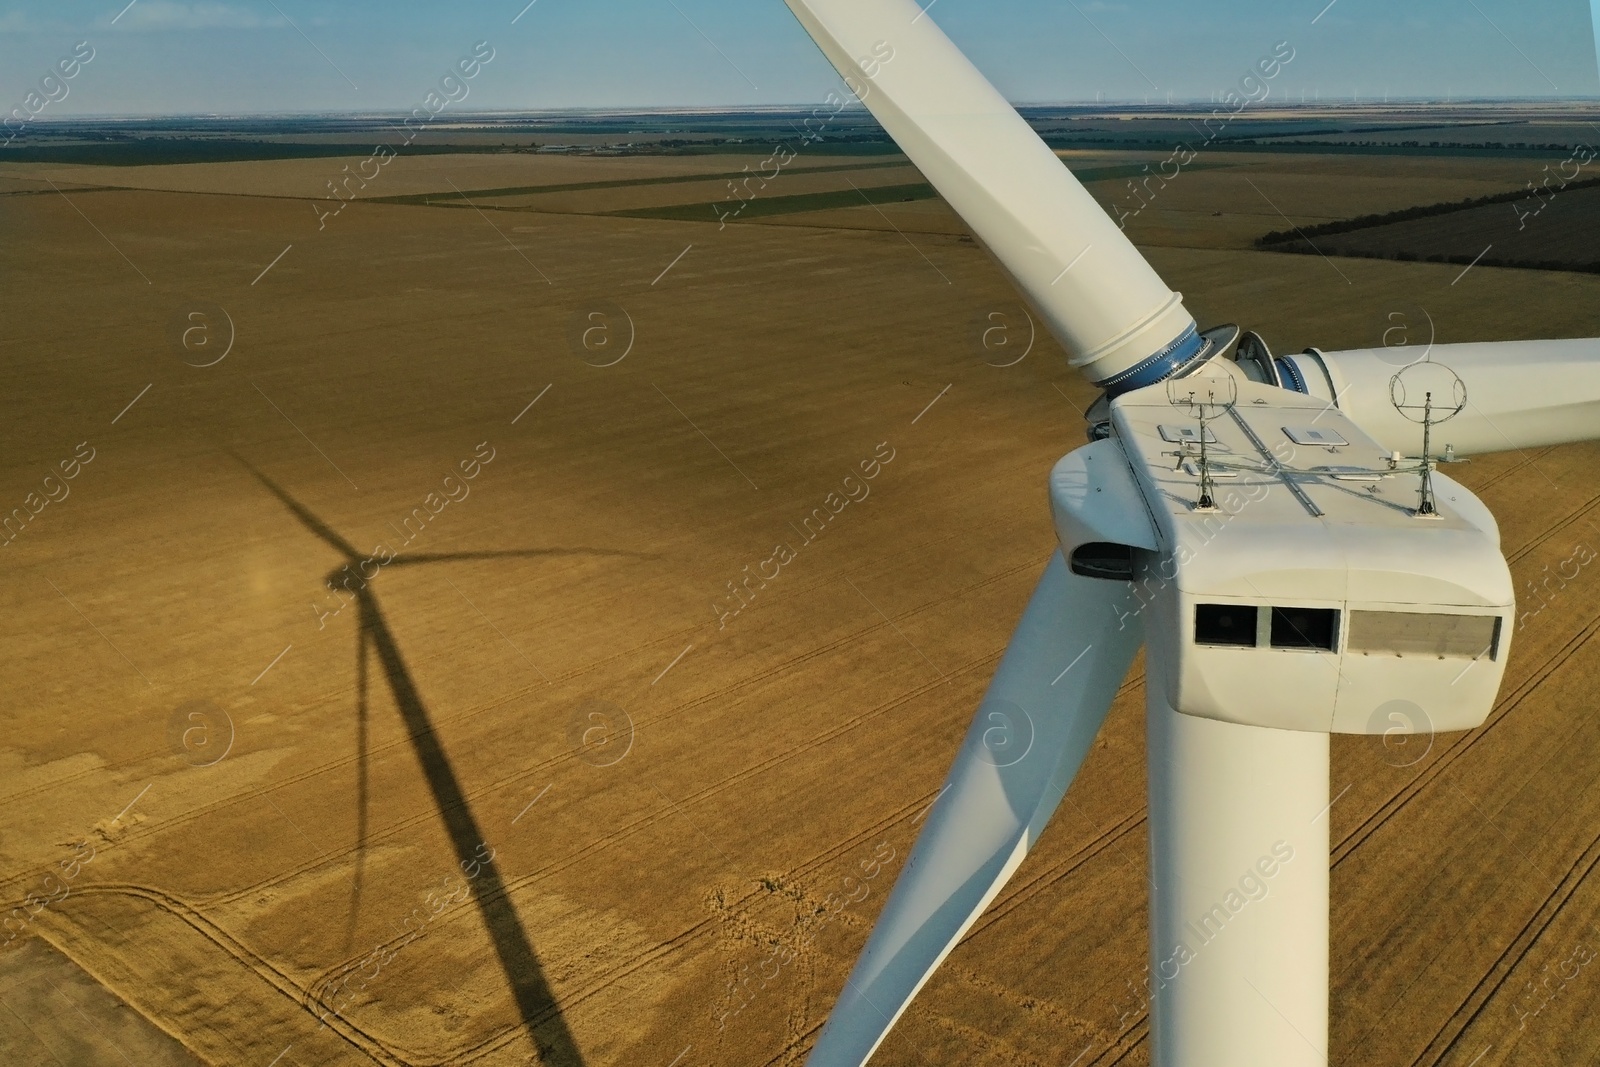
[1,0,1597,117]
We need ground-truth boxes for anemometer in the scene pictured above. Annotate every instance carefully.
[1165,376,1238,511]
[1388,360,1468,517]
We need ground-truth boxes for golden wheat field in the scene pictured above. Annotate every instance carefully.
[2,141,1600,1067]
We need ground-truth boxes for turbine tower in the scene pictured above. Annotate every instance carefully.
[780,2,1600,1064]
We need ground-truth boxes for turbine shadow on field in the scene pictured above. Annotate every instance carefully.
[237,457,623,1066]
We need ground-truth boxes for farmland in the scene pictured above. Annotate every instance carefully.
[2,105,1600,1066]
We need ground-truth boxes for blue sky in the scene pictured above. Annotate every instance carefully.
[1,0,1597,116]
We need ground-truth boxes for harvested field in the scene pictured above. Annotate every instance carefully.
[3,130,1600,1067]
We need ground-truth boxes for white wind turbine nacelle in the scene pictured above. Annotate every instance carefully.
[782,0,1210,393]
[777,2,1600,1066]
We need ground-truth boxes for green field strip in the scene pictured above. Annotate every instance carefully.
[365,159,915,205]
[598,161,1236,223]
[0,185,125,196]
[606,181,938,221]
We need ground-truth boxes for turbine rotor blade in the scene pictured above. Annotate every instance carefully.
[806,552,1142,1066]
[1289,338,1600,455]
[783,0,1203,392]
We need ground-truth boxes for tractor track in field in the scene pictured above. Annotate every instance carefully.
[16,469,1593,1063]
[0,668,968,1064]
[1331,602,1600,869]
[6,663,966,1053]
[1468,446,1557,495]
[0,529,1042,906]
[4,529,1061,1065]
[5,553,1042,1066]
[1501,485,1600,567]
[1412,815,1600,1066]
[1107,1030,1150,1064]
[1333,705,1600,1064]
[36,882,410,1066]
[40,800,932,1067]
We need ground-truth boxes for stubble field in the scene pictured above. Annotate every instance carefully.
[2,138,1600,1067]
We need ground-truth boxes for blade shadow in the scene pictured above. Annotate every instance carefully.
[233,452,363,559]
[386,549,646,567]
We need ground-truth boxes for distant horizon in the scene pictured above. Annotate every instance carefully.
[13,97,1600,125]
[2,0,1597,117]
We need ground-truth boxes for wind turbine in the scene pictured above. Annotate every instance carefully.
[780,2,1600,1064]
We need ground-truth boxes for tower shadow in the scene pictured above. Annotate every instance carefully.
[239,459,641,1066]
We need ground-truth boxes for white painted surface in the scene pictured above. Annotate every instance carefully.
[782,0,1197,385]
[1146,651,1330,1067]
[1049,439,1160,554]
